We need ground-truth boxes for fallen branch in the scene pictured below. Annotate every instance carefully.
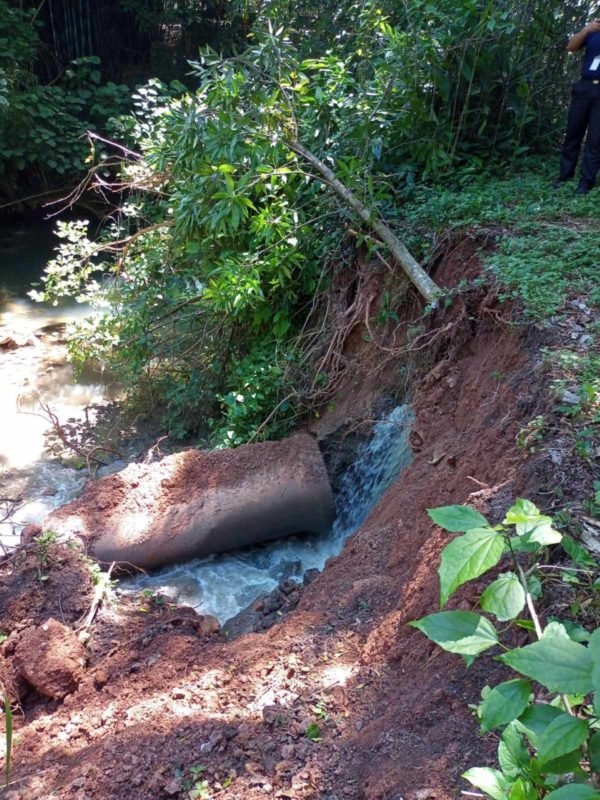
[248,392,297,443]
[18,397,121,474]
[77,562,115,641]
[288,140,442,305]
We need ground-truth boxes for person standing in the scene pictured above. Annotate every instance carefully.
[555,17,600,194]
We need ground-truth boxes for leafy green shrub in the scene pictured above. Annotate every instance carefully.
[210,345,297,447]
[31,4,600,439]
[0,3,130,193]
[412,499,600,798]
[399,173,600,319]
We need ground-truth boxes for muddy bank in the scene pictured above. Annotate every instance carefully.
[1,244,596,800]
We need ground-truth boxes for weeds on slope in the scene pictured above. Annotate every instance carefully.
[399,168,600,319]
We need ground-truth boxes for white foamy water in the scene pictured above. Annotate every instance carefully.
[0,463,88,549]
[123,405,414,623]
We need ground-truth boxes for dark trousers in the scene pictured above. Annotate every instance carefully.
[559,79,600,187]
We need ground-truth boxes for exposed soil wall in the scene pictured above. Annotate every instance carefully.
[0,246,567,800]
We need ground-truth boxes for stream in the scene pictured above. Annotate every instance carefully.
[0,218,414,624]
[0,218,118,548]
[124,404,414,623]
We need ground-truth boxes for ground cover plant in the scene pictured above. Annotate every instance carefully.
[412,500,600,798]
[399,171,600,319]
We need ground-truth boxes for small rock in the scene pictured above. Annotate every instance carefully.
[14,618,87,700]
[163,778,182,796]
[303,568,320,587]
[548,448,564,466]
[195,614,220,636]
[21,524,42,545]
[263,593,284,614]
[561,389,581,405]
[279,578,301,596]
[0,333,36,349]
[263,704,287,726]
[93,669,109,690]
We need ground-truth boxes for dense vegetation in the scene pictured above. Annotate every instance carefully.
[3,4,600,796]
[2,0,596,442]
[22,0,599,443]
[0,0,243,207]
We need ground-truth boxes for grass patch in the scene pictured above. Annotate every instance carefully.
[398,168,600,319]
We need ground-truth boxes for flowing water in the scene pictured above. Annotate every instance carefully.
[124,405,414,624]
[0,218,118,548]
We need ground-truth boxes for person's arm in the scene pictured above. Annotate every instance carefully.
[568,19,600,52]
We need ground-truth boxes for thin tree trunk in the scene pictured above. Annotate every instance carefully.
[289,140,441,304]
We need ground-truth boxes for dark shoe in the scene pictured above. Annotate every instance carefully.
[575,183,592,195]
[552,179,565,189]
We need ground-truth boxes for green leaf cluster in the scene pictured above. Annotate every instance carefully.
[0,3,130,192]
[411,498,600,798]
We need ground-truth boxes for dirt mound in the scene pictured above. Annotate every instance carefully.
[14,618,87,700]
[0,540,93,635]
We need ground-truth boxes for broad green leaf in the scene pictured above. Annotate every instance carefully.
[520,522,562,547]
[537,748,583,774]
[542,621,570,640]
[462,767,510,800]
[500,637,593,694]
[504,499,550,534]
[537,712,588,765]
[544,786,600,799]
[480,679,532,733]
[562,536,598,568]
[589,629,600,695]
[428,505,490,532]
[515,704,564,748]
[481,573,525,621]
[439,528,504,606]
[548,618,590,643]
[505,499,541,523]
[526,574,543,599]
[589,731,600,773]
[508,778,537,800]
[410,611,498,657]
[498,722,530,779]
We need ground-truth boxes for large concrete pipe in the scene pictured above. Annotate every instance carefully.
[45,434,335,570]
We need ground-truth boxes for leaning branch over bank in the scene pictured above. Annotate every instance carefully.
[288,140,442,305]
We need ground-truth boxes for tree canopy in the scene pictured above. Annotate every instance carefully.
[6,0,598,440]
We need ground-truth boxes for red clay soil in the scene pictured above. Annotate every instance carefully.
[0,250,557,800]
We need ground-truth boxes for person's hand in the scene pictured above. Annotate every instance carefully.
[586,18,600,33]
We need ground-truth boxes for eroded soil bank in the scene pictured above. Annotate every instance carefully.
[0,246,596,800]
